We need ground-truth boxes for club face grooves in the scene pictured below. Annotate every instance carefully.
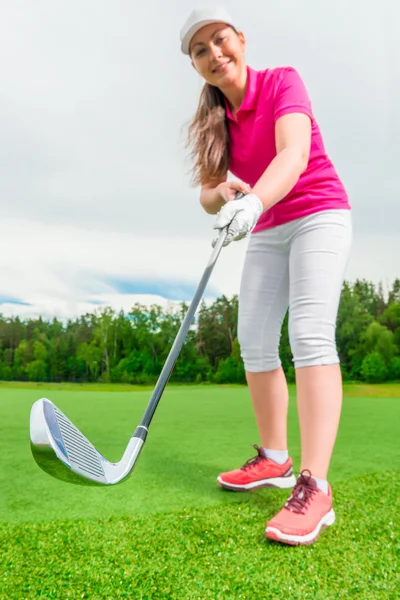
[53,406,105,479]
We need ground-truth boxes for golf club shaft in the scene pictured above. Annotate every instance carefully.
[134,192,244,437]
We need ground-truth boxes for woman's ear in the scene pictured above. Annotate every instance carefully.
[237,30,246,52]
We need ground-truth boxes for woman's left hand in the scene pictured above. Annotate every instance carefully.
[212,193,264,247]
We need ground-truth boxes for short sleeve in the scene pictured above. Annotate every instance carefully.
[273,67,313,122]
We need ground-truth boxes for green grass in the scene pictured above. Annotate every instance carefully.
[1,471,399,599]
[1,385,400,524]
[0,380,156,392]
[2,378,400,396]
[0,384,399,598]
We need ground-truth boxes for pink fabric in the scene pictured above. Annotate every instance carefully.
[225,66,351,232]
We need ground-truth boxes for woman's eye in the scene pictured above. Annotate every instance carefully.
[217,37,226,44]
[196,48,205,57]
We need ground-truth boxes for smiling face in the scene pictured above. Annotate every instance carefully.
[190,23,246,89]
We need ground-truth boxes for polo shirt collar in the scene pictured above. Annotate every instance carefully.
[224,65,259,121]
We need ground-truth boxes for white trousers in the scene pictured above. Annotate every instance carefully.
[238,209,352,372]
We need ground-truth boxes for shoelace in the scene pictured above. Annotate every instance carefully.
[284,469,318,514]
[240,445,266,471]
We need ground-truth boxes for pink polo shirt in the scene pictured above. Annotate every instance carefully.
[225,66,351,232]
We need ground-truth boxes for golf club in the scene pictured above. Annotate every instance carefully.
[30,192,244,486]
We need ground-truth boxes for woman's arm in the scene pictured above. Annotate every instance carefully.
[200,176,227,214]
[252,112,312,212]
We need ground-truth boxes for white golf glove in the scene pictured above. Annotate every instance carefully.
[212,193,264,247]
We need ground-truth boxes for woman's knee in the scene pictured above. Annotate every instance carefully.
[238,320,282,372]
[289,318,339,368]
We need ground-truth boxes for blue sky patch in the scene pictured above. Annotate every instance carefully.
[84,299,104,305]
[104,277,219,302]
[0,296,32,306]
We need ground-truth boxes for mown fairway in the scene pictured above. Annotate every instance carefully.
[1,383,399,598]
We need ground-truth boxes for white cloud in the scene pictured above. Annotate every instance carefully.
[0,216,247,319]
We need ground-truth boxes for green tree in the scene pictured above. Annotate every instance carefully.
[279,312,293,378]
[388,278,400,305]
[214,338,245,384]
[92,308,115,382]
[361,352,387,383]
[388,357,400,381]
[13,339,32,379]
[360,322,397,366]
[26,360,47,382]
[197,297,238,370]
[33,340,47,362]
[77,341,102,381]
[379,303,400,355]
[336,282,373,378]
[353,279,386,318]
[25,340,48,382]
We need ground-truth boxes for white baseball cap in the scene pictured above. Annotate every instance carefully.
[180,6,237,55]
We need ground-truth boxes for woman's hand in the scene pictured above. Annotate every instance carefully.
[217,180,252,203]
[212,193,264,247]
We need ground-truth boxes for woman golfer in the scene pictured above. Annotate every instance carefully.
[180,7,352,546]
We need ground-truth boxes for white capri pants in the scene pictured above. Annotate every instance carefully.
[238,209,352,372]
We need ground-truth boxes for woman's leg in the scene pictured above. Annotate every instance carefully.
[238,229,290,451]
[245,368,289,450]
[217,228,296,491]
[294,365,343,479]
[265,210,352,546]
[217,229,295,492]
[288,210,353,480]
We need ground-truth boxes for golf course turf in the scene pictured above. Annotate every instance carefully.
[1,383,399,598]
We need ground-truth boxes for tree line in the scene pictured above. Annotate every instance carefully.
[1,278,400,385]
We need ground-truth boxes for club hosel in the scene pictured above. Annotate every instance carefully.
[117,434,146,477]
[132,425,148,442]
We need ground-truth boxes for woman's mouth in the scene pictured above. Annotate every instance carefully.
[212,60,232,74]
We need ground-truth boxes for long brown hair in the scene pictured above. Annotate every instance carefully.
[186,82,229,187]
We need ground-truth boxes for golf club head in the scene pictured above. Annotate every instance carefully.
[30,398,145,486]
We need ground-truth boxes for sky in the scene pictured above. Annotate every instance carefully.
[0,0,398,321]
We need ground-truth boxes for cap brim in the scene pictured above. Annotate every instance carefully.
[181,19,232,55]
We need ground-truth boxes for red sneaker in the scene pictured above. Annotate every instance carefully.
[217,445,296,491]
[265,470,335,545]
